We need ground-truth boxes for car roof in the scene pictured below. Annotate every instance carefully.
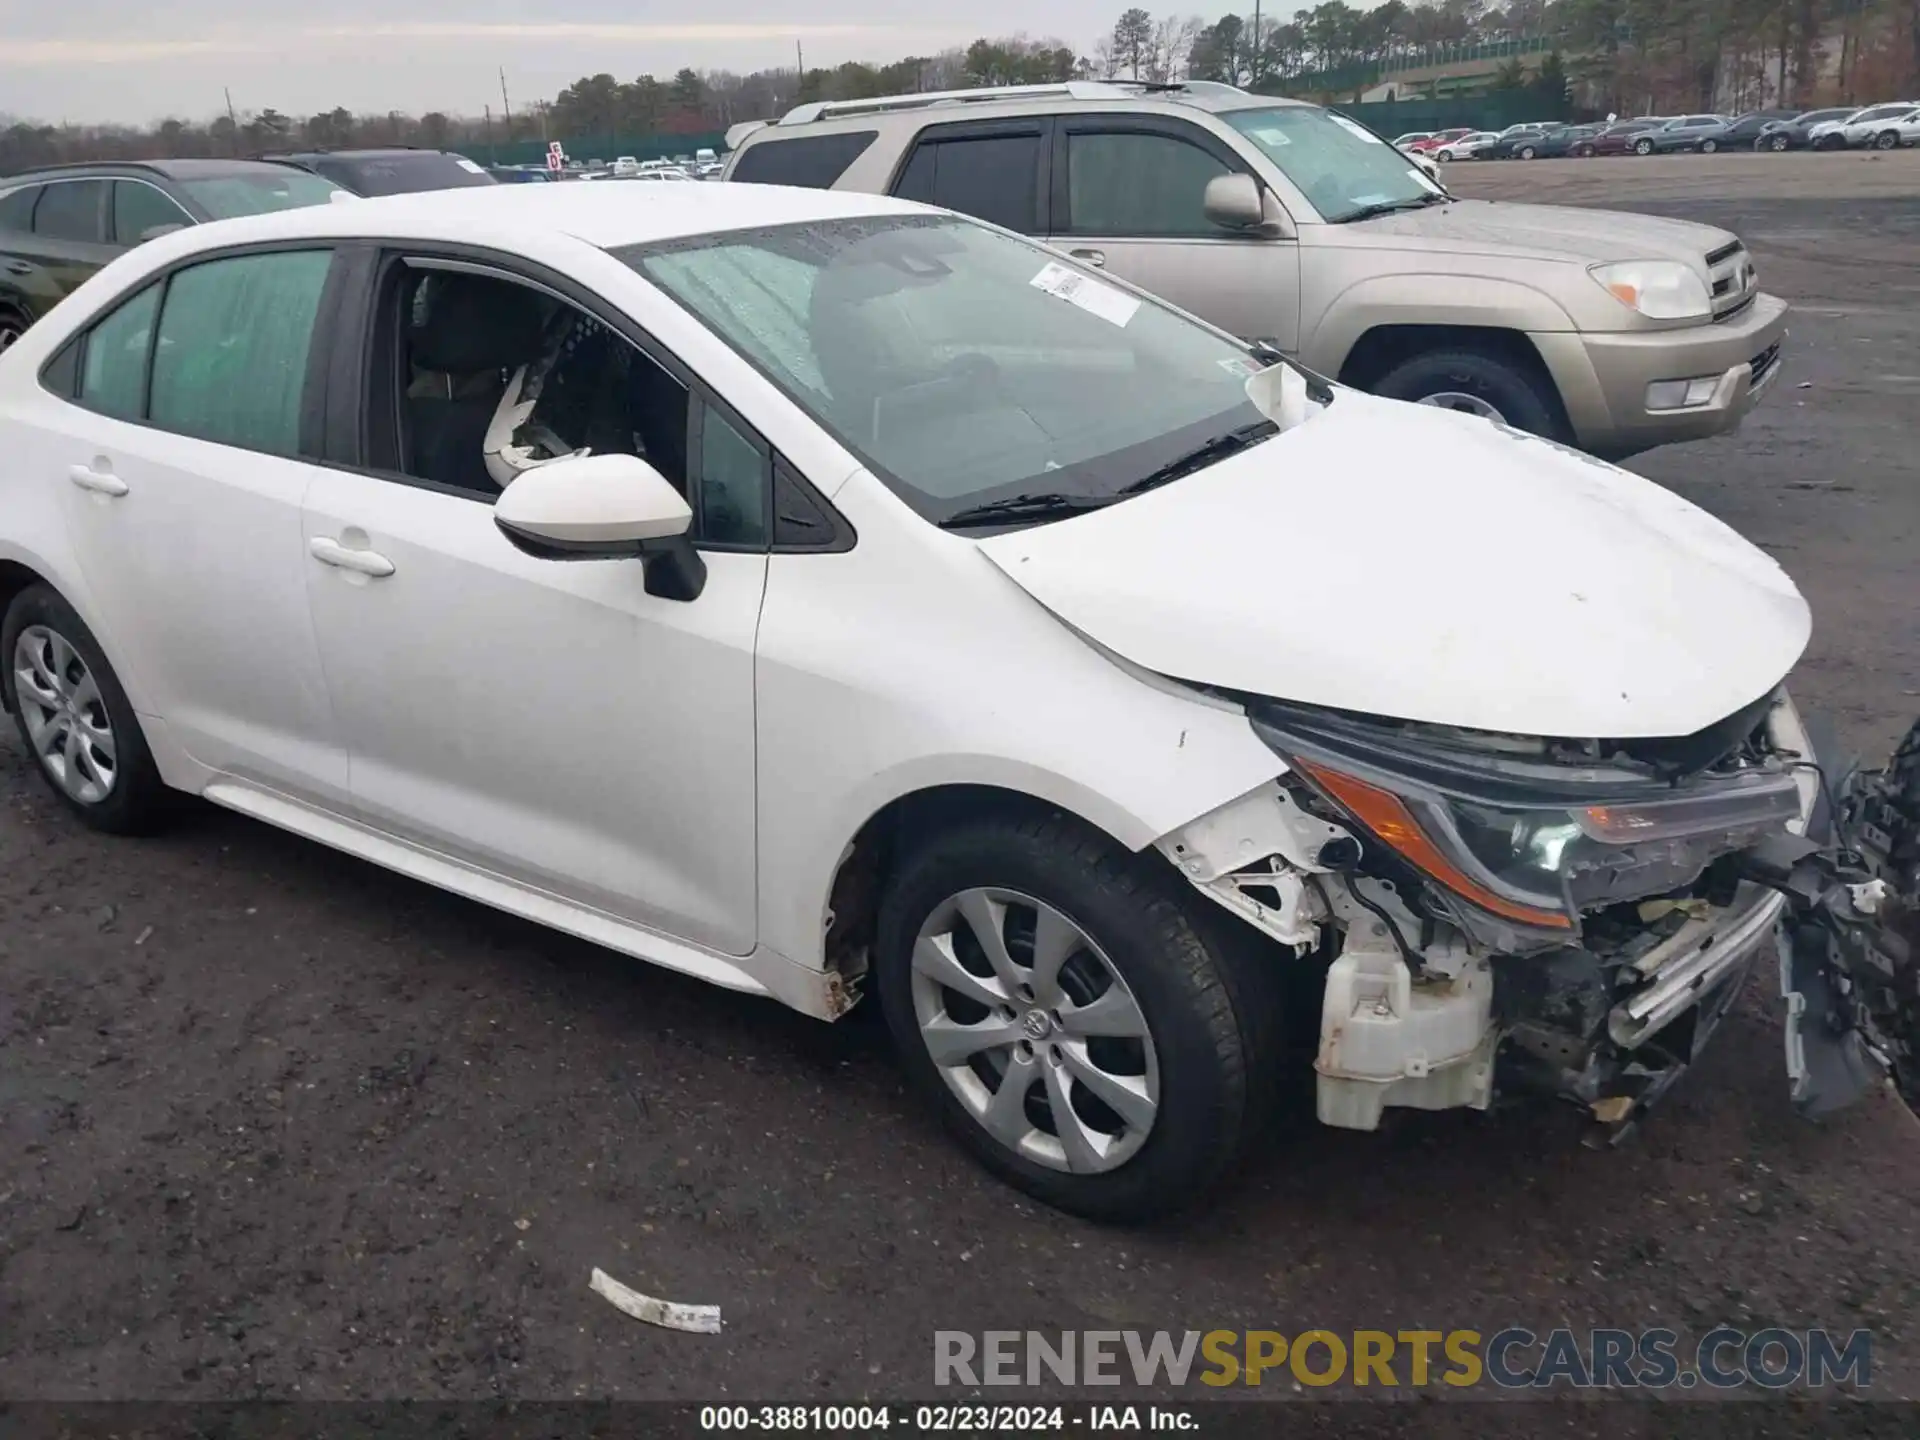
[0,157,311,183]
[126,179,926,255]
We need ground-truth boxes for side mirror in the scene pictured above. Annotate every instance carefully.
[1203,174,1292,238]
[493,453,707,600]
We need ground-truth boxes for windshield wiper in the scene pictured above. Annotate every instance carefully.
[937,492,1113,530]
[1335,193,1449,224]
[1116,420,1279,497]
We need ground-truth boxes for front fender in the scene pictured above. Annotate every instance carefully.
[1307,273,1580,379]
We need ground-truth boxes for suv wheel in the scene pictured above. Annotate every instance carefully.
[1699,137,1720,153]
[1634,137,1655,155]
[1375,347,1563,440]
[874,812,1276,1222]
[1769,133,1790,151]
[2,585,170,834]
[1518,144,1537,159]
[1875,130,1899,150]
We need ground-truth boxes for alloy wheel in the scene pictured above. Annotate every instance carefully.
[909,887,1159,1175]
[1418,390,1507,422]
[12,625,118,804]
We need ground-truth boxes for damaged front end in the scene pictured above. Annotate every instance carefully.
[1157,693,1920,1140]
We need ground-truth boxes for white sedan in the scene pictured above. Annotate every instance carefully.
[0,182,1878,1219]
[1432,131,1498,161]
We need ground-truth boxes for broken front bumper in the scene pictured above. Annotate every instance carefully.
[1310,710,1920,1138]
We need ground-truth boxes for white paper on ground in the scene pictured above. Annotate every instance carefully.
[590,1266,723,1334]
[1029,261,1141,328]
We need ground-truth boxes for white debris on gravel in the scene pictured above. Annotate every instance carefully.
[589,1266,722,1334]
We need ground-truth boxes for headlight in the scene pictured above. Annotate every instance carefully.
[1590,260,1713,320]
[1252,705,1805,934]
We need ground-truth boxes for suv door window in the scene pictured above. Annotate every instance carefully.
[148,249,333,456]
[112,180,192,245]
[77,283,161,420]
[1062,130,1232,237]
[33,180,107,243]
[730,132,878,189]
[892,130,1043,234]
[0,185,41,231]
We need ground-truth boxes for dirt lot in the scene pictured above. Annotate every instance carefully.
[4,150,1920,1414]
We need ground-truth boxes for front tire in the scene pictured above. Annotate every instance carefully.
[1519,145,1537,159]
[1769,133,1790,151]
[2,584,169,834]
[1373,346,1564,440]
[1435,150,1451,163]
[1875,130,1899,150]
[874,812,1276,1222]
[1634,138,1655,155]
[1700,138,1719,153]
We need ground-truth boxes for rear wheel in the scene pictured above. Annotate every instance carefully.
[1768,133,1790,151]
[874,812,1278,1222]
[1573,143,1596,157]
[2,585,170,834]
[1700,137,1720,153]
[1374,346,1563,441]
[1875,130,1900,150]
[1519,144,1537,160]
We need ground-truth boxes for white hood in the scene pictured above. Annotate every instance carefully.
[977,393,1810,740]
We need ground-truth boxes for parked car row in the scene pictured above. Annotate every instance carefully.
[1399,103,1920,161]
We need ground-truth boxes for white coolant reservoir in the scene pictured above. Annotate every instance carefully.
[1315,945,1496,1130]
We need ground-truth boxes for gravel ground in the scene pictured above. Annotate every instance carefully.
[3,151,1919,1415]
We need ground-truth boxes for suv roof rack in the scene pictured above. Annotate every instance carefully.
[775,79,1197,127]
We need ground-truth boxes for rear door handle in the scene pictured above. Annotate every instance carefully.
[309,535,395,578]
[68,462,129,497]
[1069,248,1106,268]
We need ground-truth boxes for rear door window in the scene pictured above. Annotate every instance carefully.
[147,249,334,456]
[34,180,107,243]
[730,132,878,189]
[891,129,1044,234]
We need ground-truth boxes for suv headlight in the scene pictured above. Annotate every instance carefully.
[1590,260,1714,320]
[1251,704,1805,933]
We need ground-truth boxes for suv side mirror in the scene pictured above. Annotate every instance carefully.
[1204,174,1291,238]
[494,453,707,600]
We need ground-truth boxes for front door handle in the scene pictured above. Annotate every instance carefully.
[1069,248,1106,268]
[4,260,32,276]
[309,535,395,578]
[68,462,129,497]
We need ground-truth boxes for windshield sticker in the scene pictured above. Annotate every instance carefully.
[1249,128,1292,147]
[1217,357,1264,378]
[1329,114,1385,144]
[456,158,486,173]
[1030,261,1140,328]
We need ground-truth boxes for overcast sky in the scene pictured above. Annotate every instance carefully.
[0,2,1255,125]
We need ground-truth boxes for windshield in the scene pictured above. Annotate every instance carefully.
[178,170,341,218]
[618,215,1280,527]
[319,153,495,196]
[1223,106,1439,222]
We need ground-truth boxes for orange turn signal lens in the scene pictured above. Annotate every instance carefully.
[1298,761,1574,931]
[1606,282,1640,307]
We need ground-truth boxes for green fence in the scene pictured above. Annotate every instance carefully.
[1329,92,1573,136]
[479,130,730,167]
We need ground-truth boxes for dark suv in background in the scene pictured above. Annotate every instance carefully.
[260,148,496,196]
[0,158,340,351]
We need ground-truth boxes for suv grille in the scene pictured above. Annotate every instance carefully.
[1706,241,1757,320]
